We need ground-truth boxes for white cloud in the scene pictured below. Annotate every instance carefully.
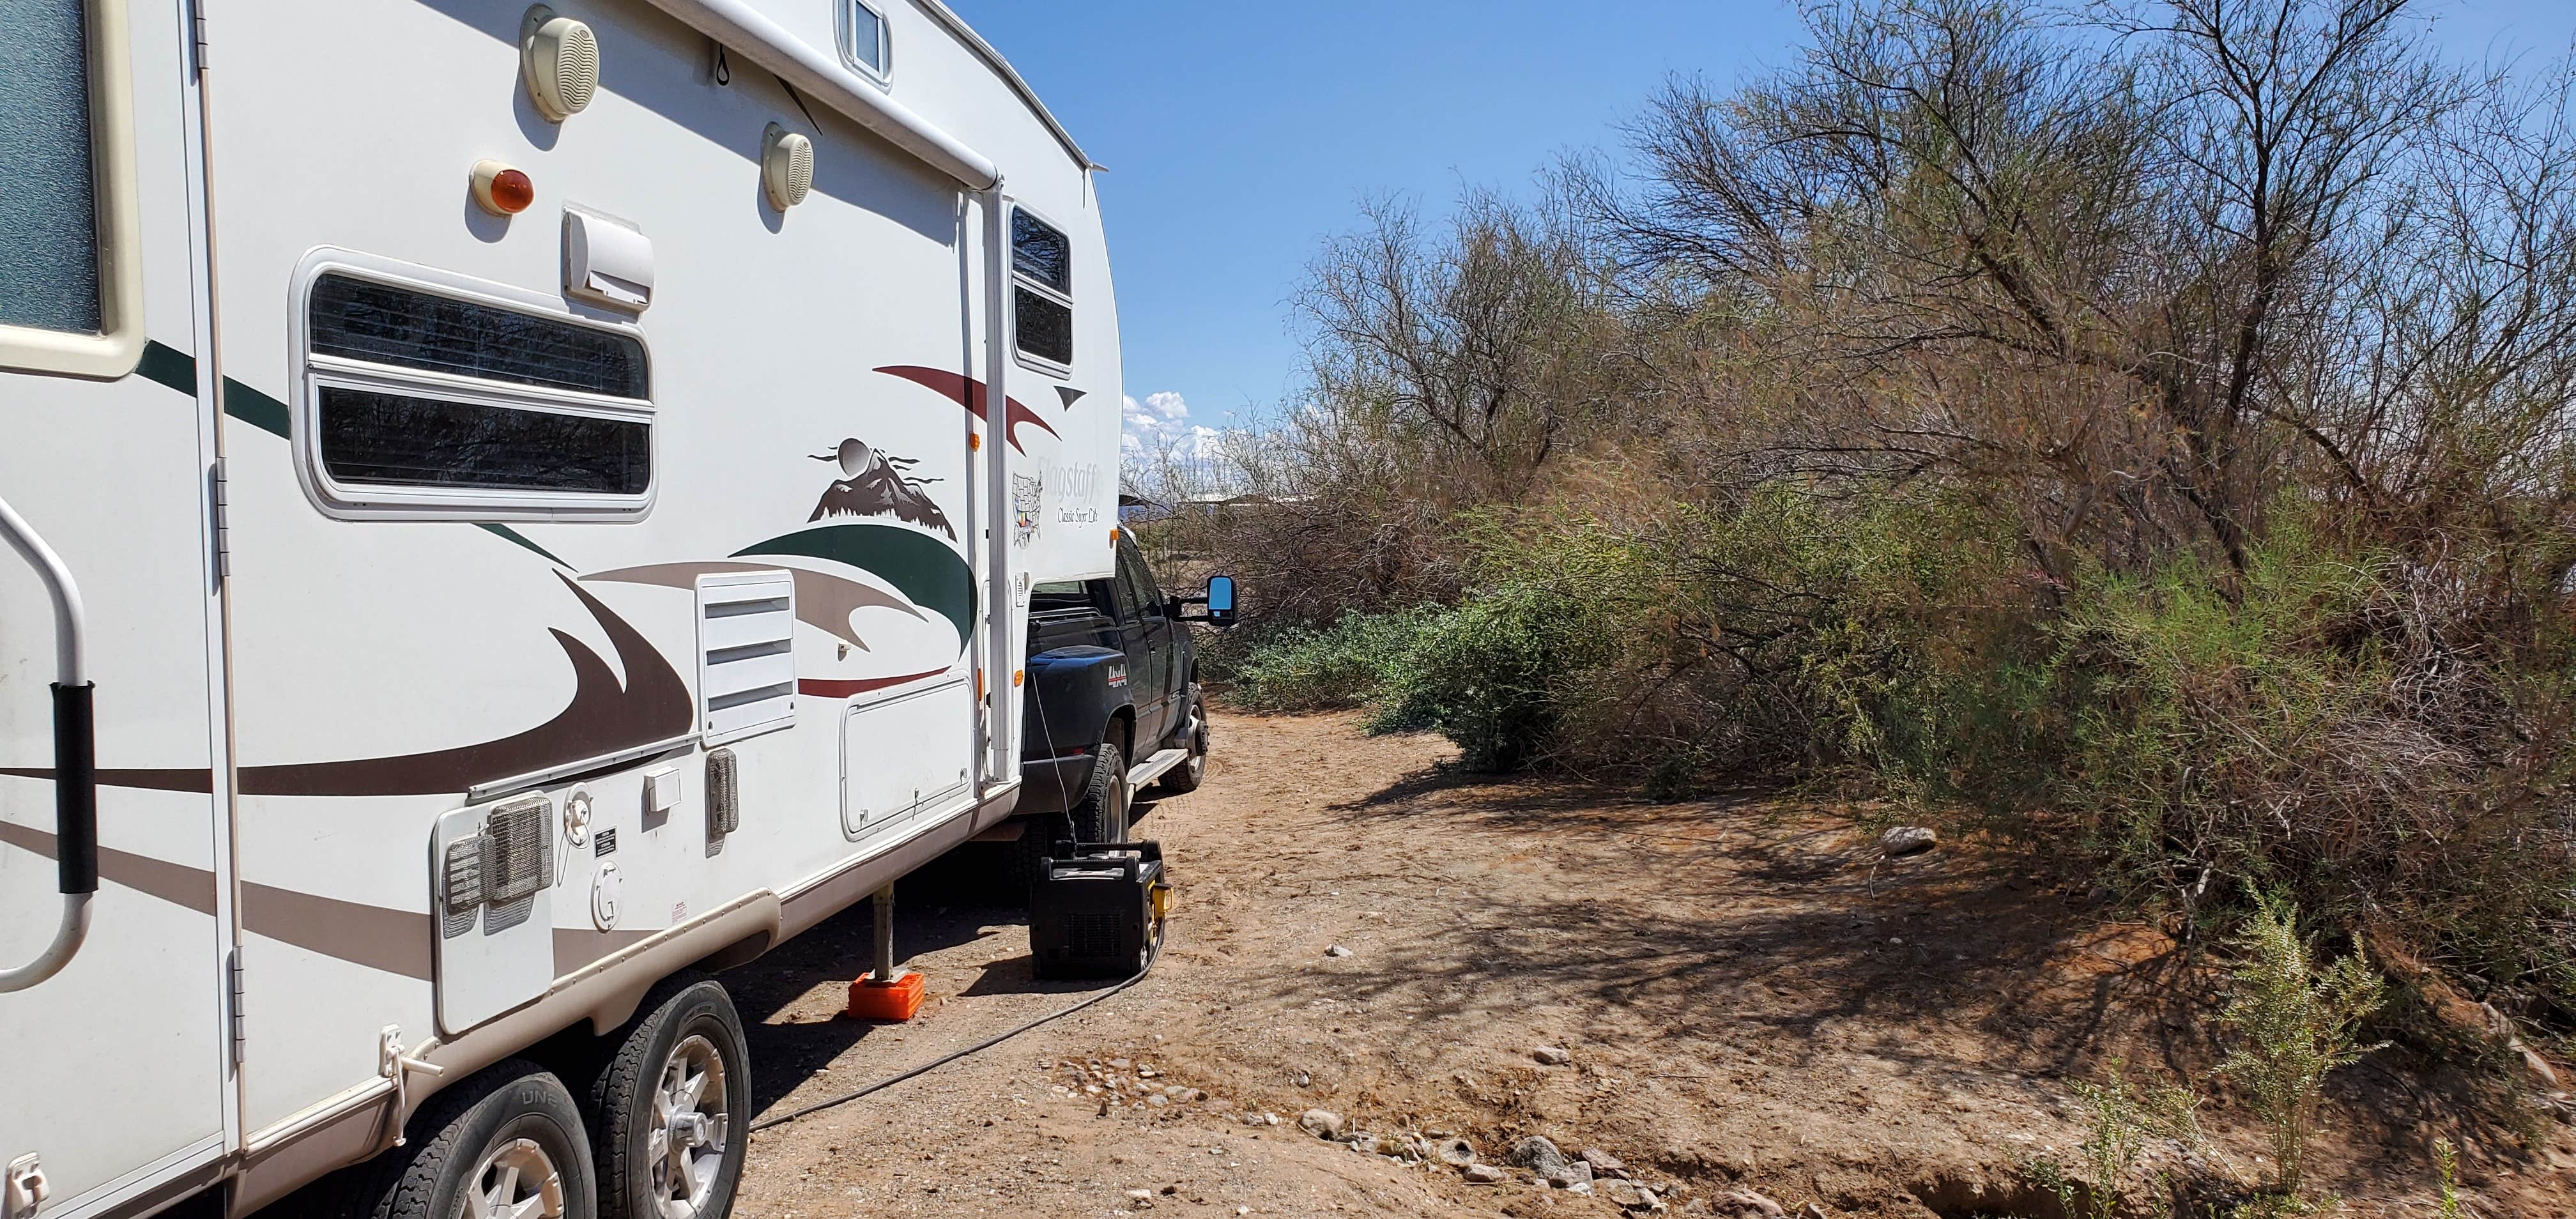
[1121,390,1222,466]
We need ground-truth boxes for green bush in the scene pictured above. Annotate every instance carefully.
[1218,606,1441,712]
[1370,578,1614,770]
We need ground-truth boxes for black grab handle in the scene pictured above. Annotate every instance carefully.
[52,682,96,896]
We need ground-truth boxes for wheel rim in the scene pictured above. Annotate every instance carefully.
[466,1137,564,1219]
[1183,719,1208,783]
[648,1034,731,1219]
[1108,770,1131,841]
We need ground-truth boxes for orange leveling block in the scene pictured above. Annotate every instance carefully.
[847,884,926,1021]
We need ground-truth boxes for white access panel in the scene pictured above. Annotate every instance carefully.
[430,801,556,1034]
[839,679,974,839]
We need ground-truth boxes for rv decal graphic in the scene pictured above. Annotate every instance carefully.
[1012,471,1043,547]
[808,437,957,540]
[0,818,669,979]
[875,364,1061,454]
[584,561,926,652]
[733,521,977,650]
[0,575,691,798]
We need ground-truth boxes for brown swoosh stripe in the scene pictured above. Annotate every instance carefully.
[0,821,429,978]
[1,574,690,799]
[584,560,927,652]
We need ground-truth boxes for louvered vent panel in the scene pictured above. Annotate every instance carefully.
[698,571,798,744]
[485,795,553,905]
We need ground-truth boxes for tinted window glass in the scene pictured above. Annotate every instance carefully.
[844,1,885,74]
[1121,539,1165,606]
[1015,289,1073,366]
[1031,579,1115,616]
[1119,549,1162,618]
[1011,211,1071,295]
[0,0,102,334]
[310,274,647,399]
[319,387,650,494]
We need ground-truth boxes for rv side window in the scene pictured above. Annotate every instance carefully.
[0,0,143,378]
[1011,208,1075,371]
[298,269,654,518]
[839,0,891,80]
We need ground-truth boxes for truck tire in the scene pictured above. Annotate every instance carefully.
[999,809,1072,897]
[1151,698,1209,797]
[1070,739,1131,844]
[586,979,749,1219]
[344,1060,596,1219]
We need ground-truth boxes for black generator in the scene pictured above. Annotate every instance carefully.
[1030,840,1168,980]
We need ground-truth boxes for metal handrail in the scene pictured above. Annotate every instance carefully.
[0,490,96,992]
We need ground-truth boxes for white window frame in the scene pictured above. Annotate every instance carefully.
[837,0,893,86]
[0,0,144,380]
[1009,204,1076,377]
[290,249,657,523]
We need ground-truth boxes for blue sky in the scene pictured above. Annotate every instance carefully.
[947,0,2576,466]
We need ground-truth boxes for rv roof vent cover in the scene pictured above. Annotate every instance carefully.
[523,6,601,122]
[763,125,814,211]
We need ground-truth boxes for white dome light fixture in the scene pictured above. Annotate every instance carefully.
[763,123,814,211]
[521,6,600,123]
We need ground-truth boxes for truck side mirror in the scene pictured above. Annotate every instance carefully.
[1176,575,1239,626]
[1204,576,1236,627]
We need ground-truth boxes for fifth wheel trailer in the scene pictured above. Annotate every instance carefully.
[0,1,1134,1218]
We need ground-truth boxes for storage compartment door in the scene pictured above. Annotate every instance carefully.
[839,680,973,839]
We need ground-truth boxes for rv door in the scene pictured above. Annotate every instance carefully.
[0,0,236,1209]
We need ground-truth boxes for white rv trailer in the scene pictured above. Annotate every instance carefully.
[0,2,1128,1218]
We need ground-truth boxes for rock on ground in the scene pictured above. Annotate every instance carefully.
[1881,825,1938,855]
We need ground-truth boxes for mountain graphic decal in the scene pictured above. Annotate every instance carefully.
[808,437,956,540]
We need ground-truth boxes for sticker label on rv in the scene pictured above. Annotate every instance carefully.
[1013,472,1043,548]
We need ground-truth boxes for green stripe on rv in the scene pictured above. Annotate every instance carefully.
[735,523,976,650]
[138,341,195,394]
[222,378,292,440]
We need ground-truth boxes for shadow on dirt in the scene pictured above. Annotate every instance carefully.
[1319,760,2197,1084]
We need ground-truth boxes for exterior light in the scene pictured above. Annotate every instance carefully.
[471,160,535,215]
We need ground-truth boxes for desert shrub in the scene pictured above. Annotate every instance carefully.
[2029,1061,2204,1219]
[1372,576,1615,769]
[1219,607,1442,712]
[2013,529,2576,1009]
[2216,893,2389,1202]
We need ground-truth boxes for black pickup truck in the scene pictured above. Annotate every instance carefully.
[1000,533,1234,881]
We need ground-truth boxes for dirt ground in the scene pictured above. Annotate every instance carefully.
[730,712,2576,1218]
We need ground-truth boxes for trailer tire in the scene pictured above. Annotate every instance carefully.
[586,979,750,1219]
[1070,739,1131,844]
[346,1059,595,1219]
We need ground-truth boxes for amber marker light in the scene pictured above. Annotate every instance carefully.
[471,160,535,215]
[968,433,982,450]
